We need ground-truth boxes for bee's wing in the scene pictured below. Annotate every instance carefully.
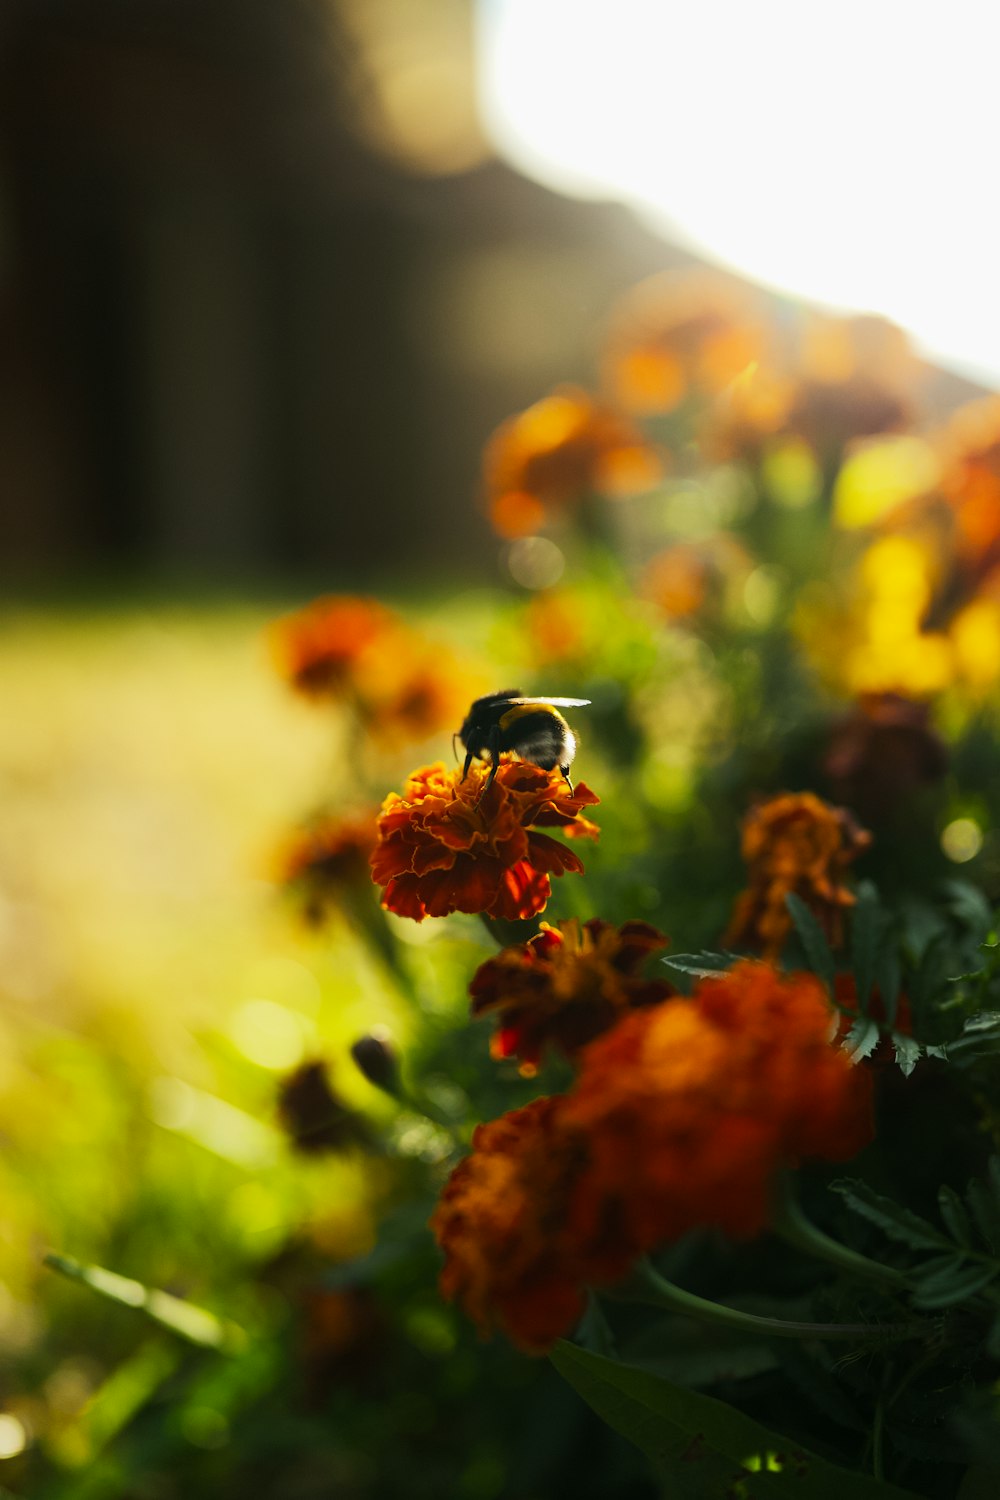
[502,696,592,707]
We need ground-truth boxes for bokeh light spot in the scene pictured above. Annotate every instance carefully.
[229,1000,308,1070]
[0,1413,27,1460]
[941,818,983,864]
[506,536,565,589]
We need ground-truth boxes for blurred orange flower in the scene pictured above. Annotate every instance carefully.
[271,593,482,745]
[370,760,599,922]
[280,813,377,925]
[910,396,1000,630]
[726,793,871,958]
[522,589,588,665]
[360,644,480,751]
[469,918,672,1075]
[484,386,662,538]
[271,595,397,699]
[786,315,916,456]
[641,543,711,620]
[565,963,873,1255]
[602,270,768,416]
[433,962,873,1352]
[706,313,918,465]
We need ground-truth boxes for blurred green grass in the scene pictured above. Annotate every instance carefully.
[0,604,413,1465]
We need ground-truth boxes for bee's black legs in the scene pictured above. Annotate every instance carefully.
[461,748,475,780]
[561,766,574,795]
[483,727,503,793]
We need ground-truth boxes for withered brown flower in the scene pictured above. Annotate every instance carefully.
[469,918,672,1074]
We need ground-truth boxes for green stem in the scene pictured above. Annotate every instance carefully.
[607,1260,926,1344]
[871,1396,885,1482]
[771,1178,910,1291]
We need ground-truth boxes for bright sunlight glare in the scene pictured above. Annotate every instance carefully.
[478,0,1000,383]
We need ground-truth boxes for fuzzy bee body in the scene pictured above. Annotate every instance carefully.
[457,689,590,794]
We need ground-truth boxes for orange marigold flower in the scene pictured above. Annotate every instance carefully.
[429,1098,591,1352]
[270,595,397,699]
[725,792,872,959]
[433,963,873,1352]
[484,386,662,538]
[280,814,377,925]
[431,1098,593,1356]
[469,918,673,1075]
[370,760,599,922]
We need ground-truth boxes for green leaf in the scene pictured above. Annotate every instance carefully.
[875,947,901,1029]
[892,1034,921,1077]
[911,1260,997,1309]
[850,884,885,1013]
[45,1252,243,1352]
[942,879,993,937]
[575,1293,617,1358]
[842,1017,880,1063]
[937,1186,974,1248]
[986,1315,1000,1360]
[662,952,738,980]
[785,894,836,996]
[957,1463,1000,1500]
[829,1181,947,1253]
[966,1161,1000,1253]
[550,1341,919,1498]
[947,1013,1000,1064]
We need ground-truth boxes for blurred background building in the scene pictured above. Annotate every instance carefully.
[0,0,987,587]
[0,0,697,585]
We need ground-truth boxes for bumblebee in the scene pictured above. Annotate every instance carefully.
[456,690,591,794]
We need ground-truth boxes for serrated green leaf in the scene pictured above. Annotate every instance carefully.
[942,879,993,937]
[829,1181,947,1253]
[938,1186,974,1248]
[662,952,738,979]
[892,1034,922,1077]
[842,1017,880,1063]
[911,1260,997,1309]
[850,885,885,1013]
[947,1013,1000,1064]
[550,1341,919,1498]
[785,894,836,996]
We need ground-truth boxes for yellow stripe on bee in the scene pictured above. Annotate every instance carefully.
[498,702,566,730]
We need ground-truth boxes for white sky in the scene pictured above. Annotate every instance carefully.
[477,0,1000,385]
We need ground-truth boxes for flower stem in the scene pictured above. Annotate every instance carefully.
[607,1259,926,1343]
[771,1178,910,1292]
